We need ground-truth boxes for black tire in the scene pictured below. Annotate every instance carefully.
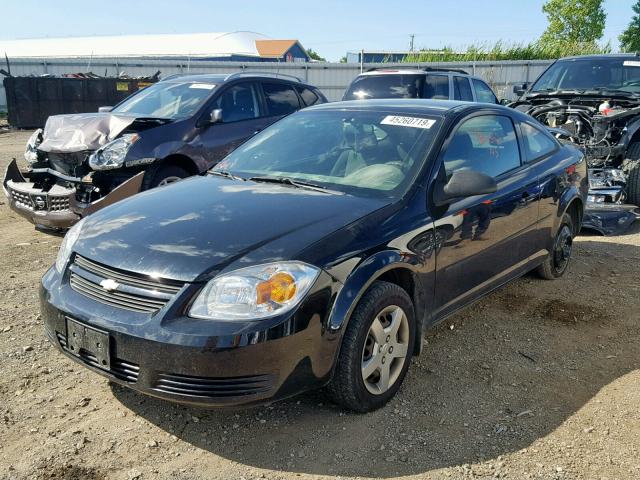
[142,164,190,190]
[626,141,640,160]
[536,213,574,280]
[626,160,640,206]
[328,281,415,413]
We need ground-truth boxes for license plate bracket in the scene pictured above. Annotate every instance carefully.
[65,318,111,369]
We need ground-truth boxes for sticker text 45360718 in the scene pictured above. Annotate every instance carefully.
[381,116,437,129]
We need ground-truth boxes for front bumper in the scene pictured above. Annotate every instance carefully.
[3,159,144,230]
[582,202,640,236]
[40,266,338,408]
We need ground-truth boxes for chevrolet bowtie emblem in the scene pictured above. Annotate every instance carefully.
[100,279,120,292]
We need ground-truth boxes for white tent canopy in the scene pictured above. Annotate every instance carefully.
[0,31,271,58]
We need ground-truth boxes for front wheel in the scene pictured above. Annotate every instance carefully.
[536,213,574,280]
[626,160,640,206]
[328,281,415,412]
[143,164,190,190]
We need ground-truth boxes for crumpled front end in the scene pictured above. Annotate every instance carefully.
[3,158,144,230]
[3,112,149,230]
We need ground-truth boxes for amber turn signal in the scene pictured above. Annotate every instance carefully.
[256,272,297,305]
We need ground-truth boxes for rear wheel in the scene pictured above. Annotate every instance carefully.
[536,213,574,280]
[328,281,415,412]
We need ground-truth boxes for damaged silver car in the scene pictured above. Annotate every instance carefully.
[3,72,326,230]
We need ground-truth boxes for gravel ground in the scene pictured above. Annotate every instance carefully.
[0,130,639,480]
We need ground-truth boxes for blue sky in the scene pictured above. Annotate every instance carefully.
[1,0,635,61]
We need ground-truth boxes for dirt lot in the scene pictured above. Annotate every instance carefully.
[0,129,639,480]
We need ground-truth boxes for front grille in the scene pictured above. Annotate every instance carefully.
[55,331,140,383]
[70,273,168,313]
[10,189,32,210]
[48,195,70,212]
[74,255,183,294]
[70,255,184,313]
[153,373,274,398]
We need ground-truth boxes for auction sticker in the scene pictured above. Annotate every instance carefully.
[189,83,216,89]
[381,115,436,129]
[623,60,640,67]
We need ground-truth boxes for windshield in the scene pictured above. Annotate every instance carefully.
[531,58,640,93]
[344,75,424,100]
[112,81,216,119]
[214,109,440,198]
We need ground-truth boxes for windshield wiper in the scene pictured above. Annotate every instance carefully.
[248,175,342,194]
[208,169,245,181]
[588,87,638,97]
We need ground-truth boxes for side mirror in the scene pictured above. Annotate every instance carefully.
[512,83,528,97]
[98,106,113,113]
[434,169,497,206]
[209,109,223,124]
[499,98,511,106]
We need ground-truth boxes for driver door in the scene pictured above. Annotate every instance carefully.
[193,81,272,165]
[432,113,540,318]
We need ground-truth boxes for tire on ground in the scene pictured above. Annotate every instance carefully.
[536,213,574,280]
[328,281,415,412]
[142,164,191,190]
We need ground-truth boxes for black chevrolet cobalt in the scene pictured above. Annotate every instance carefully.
[41,100,587,412]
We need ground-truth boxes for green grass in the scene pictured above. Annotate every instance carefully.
[401,40,612,62]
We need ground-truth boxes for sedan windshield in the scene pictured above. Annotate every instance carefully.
[531,58,640,93]
[214,110,440,198]
[111,81,216,119]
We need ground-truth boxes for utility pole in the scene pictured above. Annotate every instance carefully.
[409,34,415,52]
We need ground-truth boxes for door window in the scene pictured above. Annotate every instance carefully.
[296,86,321,106]
[443,115,521,178]
[520,122,558,162]
[262,82,301,116]
[453,76,474,101]
[213,83,260,123]
[472,79,498,103]
[423,74,450,99]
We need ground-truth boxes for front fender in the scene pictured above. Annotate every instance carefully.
[326,250,427,341]
[620,117,640,149]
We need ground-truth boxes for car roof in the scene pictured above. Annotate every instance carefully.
[159,72,305,85]
[357,67,472,77]
[558,53,640,61]
[306,98,485,115]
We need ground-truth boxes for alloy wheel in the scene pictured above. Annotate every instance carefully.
[553,224,573,274]
[158,176,183,186]
[361,305,410,395]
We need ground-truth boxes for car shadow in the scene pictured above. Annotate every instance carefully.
[111,238,640,478]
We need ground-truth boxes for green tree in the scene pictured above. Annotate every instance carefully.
[306,48,326,62]
[540,0,606,45]
[620,0,640,52]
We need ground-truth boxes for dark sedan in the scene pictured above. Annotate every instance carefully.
[40,100,587,412]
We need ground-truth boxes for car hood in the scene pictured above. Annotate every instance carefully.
[73,176,388,282]
[38,112,170,153]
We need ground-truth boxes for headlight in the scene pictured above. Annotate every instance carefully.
[189,262,320,321]
[55,218,86,273]
[24,129,43,164]
[89,133,139,170]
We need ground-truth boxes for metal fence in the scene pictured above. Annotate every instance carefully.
[0,57,554,112]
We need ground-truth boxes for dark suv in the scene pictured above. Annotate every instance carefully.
[343,67,499,103]
[4,72,326,230]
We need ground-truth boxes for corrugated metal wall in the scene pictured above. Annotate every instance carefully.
[0,57,554,112]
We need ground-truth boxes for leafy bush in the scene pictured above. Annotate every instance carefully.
[402,40,612,62]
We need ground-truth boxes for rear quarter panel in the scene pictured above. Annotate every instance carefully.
[534,143,587,252]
